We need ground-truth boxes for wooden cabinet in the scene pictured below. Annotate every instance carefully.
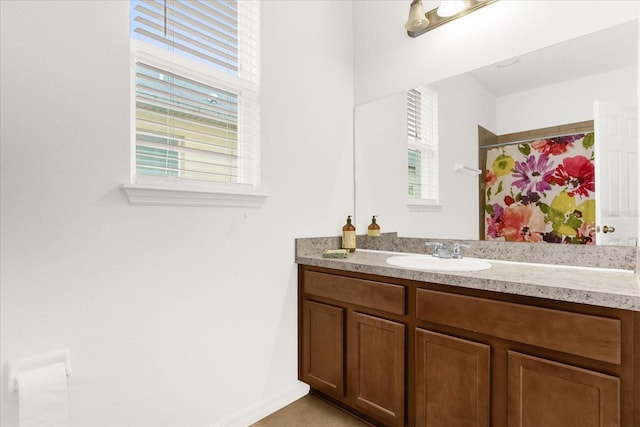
[300,300,344,399]
[415,287,630,427]
[507,351,620,427]
[299,268,407,426]
[350,312,405,427]
[298,265,638,427]
[415,329,490,427]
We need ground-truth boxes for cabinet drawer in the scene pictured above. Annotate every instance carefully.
[304,270,405,315]
[416,289,621,364]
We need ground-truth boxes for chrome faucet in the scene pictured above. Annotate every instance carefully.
[426,242,470,259]
[425,242,451,258]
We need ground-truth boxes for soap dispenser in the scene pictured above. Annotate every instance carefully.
[342,215,356,252]
[367,215,380,237]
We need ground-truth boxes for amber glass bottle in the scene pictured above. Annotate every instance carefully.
[367,215,380,237]
[342,215,356,252]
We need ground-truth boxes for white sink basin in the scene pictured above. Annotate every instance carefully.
[386,255,492,272]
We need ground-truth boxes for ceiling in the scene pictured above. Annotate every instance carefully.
[469,20,638,97]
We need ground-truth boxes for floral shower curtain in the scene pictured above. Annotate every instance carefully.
[484,132,596,244]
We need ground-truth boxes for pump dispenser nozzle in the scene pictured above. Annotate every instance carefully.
[368,215,380,237]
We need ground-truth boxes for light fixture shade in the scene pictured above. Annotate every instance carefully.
[437,0,466,17]
[405,0,429,31]
[406,0,497,38]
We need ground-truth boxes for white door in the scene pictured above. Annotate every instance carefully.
[594,101,638,246]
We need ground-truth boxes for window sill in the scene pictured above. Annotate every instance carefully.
[121,183,269,207]
[407,200,442,212]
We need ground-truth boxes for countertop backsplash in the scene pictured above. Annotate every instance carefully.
[297,232,639,272]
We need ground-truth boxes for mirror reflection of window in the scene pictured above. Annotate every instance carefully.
[407,86,439,203]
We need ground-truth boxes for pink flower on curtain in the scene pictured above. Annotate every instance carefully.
[511,154,554,194]
[577,221,596,245]
[485,169,497,186]
[531,134,583,156]
[546,155,595,198]
[486,203,504,239]
[501,204,546,242]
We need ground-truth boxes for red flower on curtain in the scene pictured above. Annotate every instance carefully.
[531,134,583,156]
[546,155,595,198]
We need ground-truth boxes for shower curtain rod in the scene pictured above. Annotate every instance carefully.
[480,130,593,150]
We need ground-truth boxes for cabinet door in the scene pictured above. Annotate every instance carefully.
[508,351,620,427]
[415,329,490,427]
[301,300,345,398]
[349,312,405,427]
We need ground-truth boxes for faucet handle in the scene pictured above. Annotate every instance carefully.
[452,243,470,258]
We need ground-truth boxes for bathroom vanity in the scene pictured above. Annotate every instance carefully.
[296,237,640,427]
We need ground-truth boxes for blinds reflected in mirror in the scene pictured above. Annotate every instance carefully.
[407,87,439,202]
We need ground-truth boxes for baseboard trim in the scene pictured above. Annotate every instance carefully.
[210,382,310,427]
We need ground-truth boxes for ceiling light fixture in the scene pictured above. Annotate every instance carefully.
[437,1,466,17]
[404,0,430,33]
[405,0,498,38]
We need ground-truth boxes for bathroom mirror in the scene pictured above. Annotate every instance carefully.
[354,21,638,245]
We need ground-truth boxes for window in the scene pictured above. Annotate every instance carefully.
[123,0,264,206]
[407,86,439,207]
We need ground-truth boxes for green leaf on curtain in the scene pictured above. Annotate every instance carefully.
[565,214,583,230]
[582,132,594,149]
[486,204,494,215]
[539,203,550,214]
[518,144,531,156]
[496,180,503,194]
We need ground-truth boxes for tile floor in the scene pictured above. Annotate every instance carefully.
[251,394,370,427]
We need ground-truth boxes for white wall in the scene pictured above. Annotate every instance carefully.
[497,66,637,134]
[355,74,495,238]
[353,1,640,105]
[0,1,353,426]
[432,74,496,239]
[355,92,407,233]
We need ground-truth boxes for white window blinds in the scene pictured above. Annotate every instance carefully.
[130,0,259,188]
[407,87,439,202]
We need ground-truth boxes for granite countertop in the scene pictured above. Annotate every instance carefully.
[296,236,640,312]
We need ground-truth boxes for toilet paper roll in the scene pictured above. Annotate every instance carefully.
[18,362,68,427]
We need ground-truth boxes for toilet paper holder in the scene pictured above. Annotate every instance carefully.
[6,348,72,400]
